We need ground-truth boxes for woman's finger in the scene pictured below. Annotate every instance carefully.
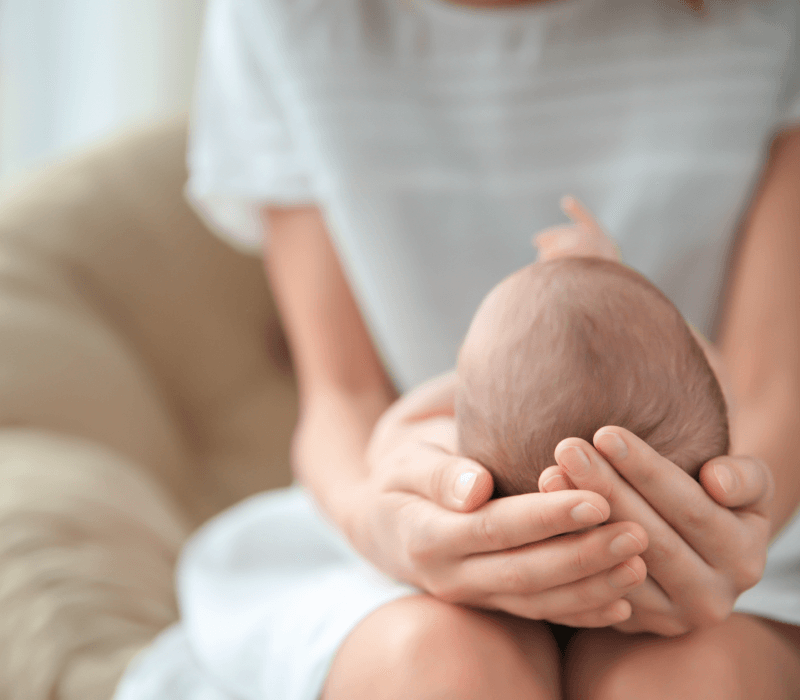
[699,455,774,515]
[456,520,647,594]
[380,439,495,512]
[619,575,675,618]
[548,599,633,628]
[553,437,723,600]
[428,489,613,556]
[538,465,575,492]
[486,555,646,621]
[590,428,750,565]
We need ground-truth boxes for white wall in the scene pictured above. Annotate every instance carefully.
[0,0,205,184]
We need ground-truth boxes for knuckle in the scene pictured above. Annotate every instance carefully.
[497,561,527,593]
[574,580,603,610]
[677,507,708,534]
[569,546,592,577]
[531,503,560,534]
[474,511,505,550]
[380,444,413,482]
[737,552,767,591]
[405,520,438,566]
[691,594,733,628]
[641,537,672,570]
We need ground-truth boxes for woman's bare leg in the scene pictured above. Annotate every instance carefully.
[564,613,800,700]
[323,594,561,700]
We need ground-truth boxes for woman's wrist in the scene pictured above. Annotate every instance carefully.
[290,388,392,546]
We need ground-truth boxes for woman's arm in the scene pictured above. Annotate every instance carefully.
[717,125,800,532]
[264,205,649,627]
[263,206,396,525]
[539,126,800,635]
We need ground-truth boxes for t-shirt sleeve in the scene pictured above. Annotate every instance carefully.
[186,0,314,254]
[776,11,800,132]
[782,78,800,130]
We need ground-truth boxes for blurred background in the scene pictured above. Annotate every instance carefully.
[0,0,205,186]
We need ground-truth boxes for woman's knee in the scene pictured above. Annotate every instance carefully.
[565,615,800,700]
[571,635,739,700]
[323,595,559,700]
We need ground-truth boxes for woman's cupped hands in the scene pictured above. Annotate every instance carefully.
[358,370,772,636]
[539,429,773,636]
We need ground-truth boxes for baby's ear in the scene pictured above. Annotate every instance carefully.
[533,196,620,263]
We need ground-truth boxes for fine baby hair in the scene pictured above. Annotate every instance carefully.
[455,208,729,497]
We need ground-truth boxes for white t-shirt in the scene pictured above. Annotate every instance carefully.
[188,0,800,392]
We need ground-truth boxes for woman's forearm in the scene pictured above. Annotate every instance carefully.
[292,385,394,538]
[261,205,399,534]
[718,126,800,533]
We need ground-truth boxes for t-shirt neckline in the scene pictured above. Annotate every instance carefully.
[412,0,582,25]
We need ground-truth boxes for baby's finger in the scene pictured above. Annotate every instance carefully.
[533,226,583,259]
[534,226,619,263]
[382,441,494,512]
[698,455,774,516]
[560,195,603,234]
[561,195,619,261]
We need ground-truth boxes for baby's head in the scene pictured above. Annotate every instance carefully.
[455,257,729,497]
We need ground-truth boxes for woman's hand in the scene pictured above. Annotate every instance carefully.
[538,427,774,635]
[349,374,651,629]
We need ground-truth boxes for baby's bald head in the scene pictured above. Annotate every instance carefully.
[455,258,729,497]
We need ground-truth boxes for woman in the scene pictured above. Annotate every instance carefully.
[168,0,800,697]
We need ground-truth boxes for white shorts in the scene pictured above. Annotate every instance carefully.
[114,485,800,700]
[114,486,416,700]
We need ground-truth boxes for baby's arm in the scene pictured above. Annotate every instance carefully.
[534,196,620,262]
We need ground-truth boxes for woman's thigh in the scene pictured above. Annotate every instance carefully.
[323,594,561,700]
[563,613,800,700]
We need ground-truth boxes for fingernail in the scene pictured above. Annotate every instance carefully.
[608,563,640,589]
[454,471,477,503]
[596,431,628,460]
[542,474,570,492]
[560,446,590,475]
[609,532,645,557]
[570,502,605,525]
[714,464,736,494]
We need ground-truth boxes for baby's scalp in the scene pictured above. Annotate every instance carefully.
[455,257,729,497]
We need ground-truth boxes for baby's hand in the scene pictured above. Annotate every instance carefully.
[534,196,620,263]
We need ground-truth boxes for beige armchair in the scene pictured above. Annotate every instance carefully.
[0,119,297,700]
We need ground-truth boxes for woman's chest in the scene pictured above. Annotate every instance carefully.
[267,0,797,185]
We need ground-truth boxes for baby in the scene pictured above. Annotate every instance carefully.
[455,200,729,497]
